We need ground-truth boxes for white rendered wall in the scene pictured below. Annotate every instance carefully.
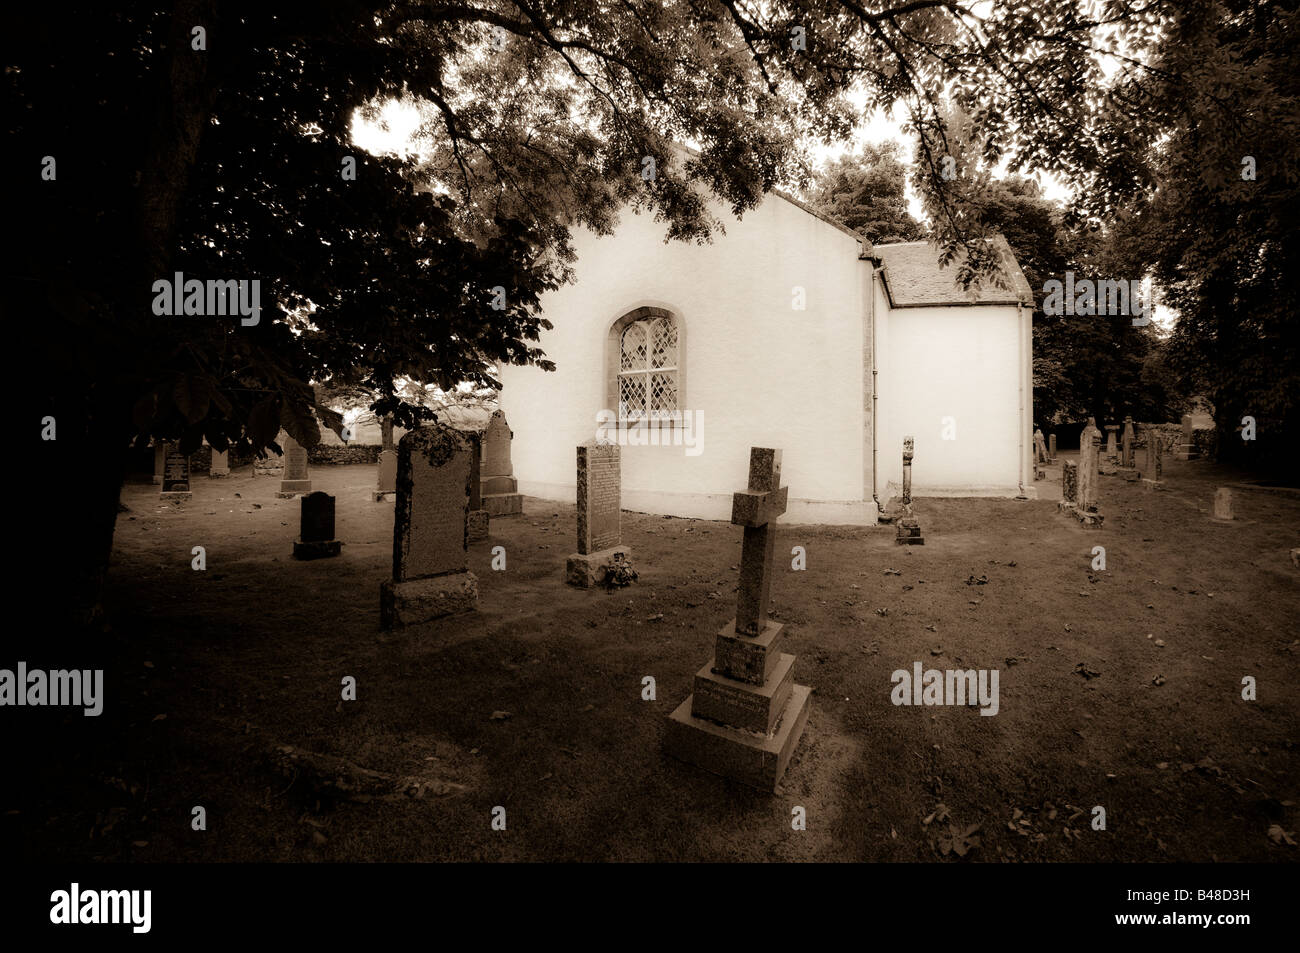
[875,293,1027,498]
[498,195,873,523]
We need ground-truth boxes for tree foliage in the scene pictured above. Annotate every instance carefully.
[807,142,925,243]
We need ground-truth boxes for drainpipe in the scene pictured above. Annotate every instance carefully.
[1017,301,1028,497]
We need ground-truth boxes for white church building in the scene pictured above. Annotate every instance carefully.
[498,190,1035,525]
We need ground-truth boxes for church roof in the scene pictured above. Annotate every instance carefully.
[874,236,1033,308]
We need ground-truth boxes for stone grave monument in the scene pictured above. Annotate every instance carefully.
[293,491,341,560]
[467,431,489,542]
[665,447,811,791]
[896,436,924,545]
[379,425,479,628]
[278,434,312,498]
[1118,416,1138,480]
[1048,433,1058,462]
[565,441,630,587]
[209,448,230,478]
[1213,487,1234,521]
[1059,460,1079,516]
[153,443,166,485]
[1173,414,1198,461]
[159,444,192,502]
[1140,426,1164,488]
[480,411,524,517]
[1071,418,1103,527]
[372,415,397,502]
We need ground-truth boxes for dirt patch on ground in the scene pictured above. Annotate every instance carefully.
[7,455,1298,862]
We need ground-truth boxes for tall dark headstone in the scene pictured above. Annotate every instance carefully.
[665,447,811,791]
[293,491,341,559]
[379,425,478,627]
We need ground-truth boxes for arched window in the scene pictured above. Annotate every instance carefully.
[614,310,680,420]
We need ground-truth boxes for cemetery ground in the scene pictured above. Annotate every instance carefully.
[12,457,1299,863]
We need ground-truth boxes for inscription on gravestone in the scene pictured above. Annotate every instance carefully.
[162,446,190,492]
[577,443,621,555]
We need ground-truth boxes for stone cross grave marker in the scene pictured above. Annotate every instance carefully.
[665,447,811,791]
[293,491,341,560]
[160,444,192,501]
[379,424,479,627]
[897,437,924,544]
[1104,424,1119,460]
[566,442,630,588]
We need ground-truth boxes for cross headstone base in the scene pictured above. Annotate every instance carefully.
[159,491,192,502]
[277,480,312,499]
[380,571,479,628]
[665,683,811,791]
[565,545,632,588]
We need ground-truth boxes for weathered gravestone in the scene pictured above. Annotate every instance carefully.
[153,443,166,485]
[1033,428,1050,464]
[565,442,630,587]
[1117,415,1138,480]
[665,447,811,791]
[278,434,312,498]
[1073,419,1103,527]
[1059,460,1079,515]
[159,444,192,501]
[372,416,397,502]
[1104,425,1119,459]
[466,432,489,542]
[254,432,285,477]
[1141,426,1164,488]
[896,436,924,545]
[293,491,341,560]
[1048,433,1058,462]
[379,425,479,628]
[480,411,524,517]
[1213,487,1234,521]
[209,448,230,478]
[1174,414,1198,461]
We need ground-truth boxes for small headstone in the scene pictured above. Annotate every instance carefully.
[1213,487,1234,521]
[153,443,166,485]
[209,448,230,478]
[1174,413,1199,460]
[379,424,479,627]
[293,491,341,559]
[665,447,811,791]
[1104,425,1119,459]
[1048,433,1057,462]
[372,450,397,502]
[1121,416,1136,469]
[1033,428,1049,465]
[1141,427,1163,487]
[159,444,192,501]
[480,411,523,516]
[566,442,630,587]
[278,434,312,498]
[1059,460,1079,513]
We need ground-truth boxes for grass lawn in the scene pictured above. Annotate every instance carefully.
[8,454,1298,862]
